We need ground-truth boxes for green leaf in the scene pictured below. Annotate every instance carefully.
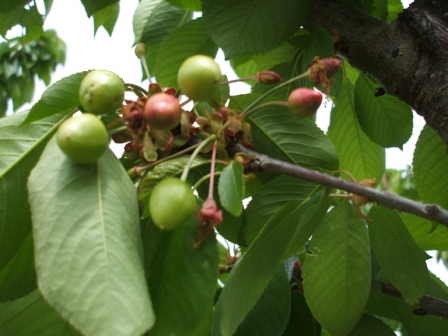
[368,205,429,305]
[0,8,23,37]
[354,74,412,148]
[302,202,371,336]
[236,100,339,172]
[218,161,244,217]
[213,264,291,336]
[0,111,65,301]
[80,0,119,17]
[153,18,218,88]
[245,175,321,244]
[24,71,89,124]
[217,191,327,336]
[145,216,219,336]
[133,0,189,46]
[0,0,31,13]
[348,314,396,336]
[367,294,448,336]
[328,78,385,183]
[413,125,448,209]
[202,0,312,58]
[401,213,448,251]
[387,0,403,21]
[283,291,321,336]
[0,290,80,335]
[28,137,154,336]
[137,155,208,213]
[93,3,119,36]
[165,0,201,11]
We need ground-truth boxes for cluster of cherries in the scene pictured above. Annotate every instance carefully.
[55,48,341,233]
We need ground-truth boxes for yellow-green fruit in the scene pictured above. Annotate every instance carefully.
[177,55,222,101]
[57,114,110,164]
[79,70,125,115]
[149,178,197,230]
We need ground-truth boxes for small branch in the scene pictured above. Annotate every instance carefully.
[231,143,448,227]
[382,283,448,319]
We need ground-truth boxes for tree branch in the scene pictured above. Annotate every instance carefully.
[382,283,448,319]
[230,143,448,227]
[308,0,448,147]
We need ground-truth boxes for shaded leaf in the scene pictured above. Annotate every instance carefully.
[165,0,201,11]
[0,111,65,301]
[28,137,154,336]
[80,0,118,17]
[0,0,31,13]
[354,74,412,148]
[303,202,371,336]
[218,161,244,217]
[145,216,219,336]
[328,78,385,183]
[348,314,396,336]
[202,0,312,58]
[0,290,80,335]
[368,205,429,304]
[212,264,291,336]
[283,290,321,336]
[24,71,89,124]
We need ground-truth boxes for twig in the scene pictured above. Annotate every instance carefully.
[382,283,448,319]
[230,143,448,227]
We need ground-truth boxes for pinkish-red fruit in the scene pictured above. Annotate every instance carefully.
[287,88,323,117]
[144,93,182,129]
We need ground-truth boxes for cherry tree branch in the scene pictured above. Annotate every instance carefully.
[382,283,448,319]
[230,143,448,227]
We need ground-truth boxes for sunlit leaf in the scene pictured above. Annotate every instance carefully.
[303,202,371,336]
[218,161,244,217]
[354,74,412,148]
[413,125,448,209]
[202,0,312,58]
[24,71,88,124]
[93,3,119,36]
[368,205,429,304]
[28,137,154,336]
[216,191,327,336]
[80,0,118,17]
[328,78,385,183]
[153,18,218,88]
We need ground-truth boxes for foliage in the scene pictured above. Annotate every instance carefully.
[1,1,447,336]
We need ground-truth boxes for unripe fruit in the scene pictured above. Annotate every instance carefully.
[144,93,182,129]
[79,70,125,115]
[149,178,197,230]
[177,55,222,101]
[287,88,323,117]
[57,114,110,164]
[134,42,147,59]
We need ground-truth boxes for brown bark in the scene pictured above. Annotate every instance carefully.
[308,0,448,146]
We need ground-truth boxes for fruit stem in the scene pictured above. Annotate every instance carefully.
[221,76,256,85]
[240,100,289,118]
[108,125,128,136]
[180,135,217,182]
[125,83,148,96]
[207,140,218,199]
[241,69,311,117]
[138,56,152,83]
[192,171,222,192]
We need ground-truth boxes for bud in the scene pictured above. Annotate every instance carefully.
[287,88,323,117]
[134,42,147,59]
[256,70,283,85]
[309,56,342,85]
